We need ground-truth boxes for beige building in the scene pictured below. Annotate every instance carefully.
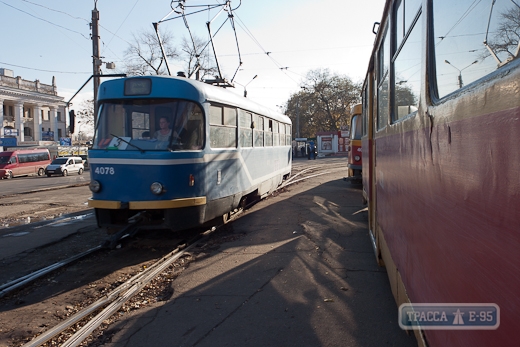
[0,68,68,148]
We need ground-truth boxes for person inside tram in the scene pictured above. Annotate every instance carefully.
[154,116,173,142]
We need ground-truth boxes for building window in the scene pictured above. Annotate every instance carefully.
[57,111,61,121]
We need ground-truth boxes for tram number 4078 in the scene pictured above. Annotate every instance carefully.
[94,167,115,175]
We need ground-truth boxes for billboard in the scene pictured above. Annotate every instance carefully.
[3,128,19,136]
[0,137,17,147]
[42,131,54,141]
[60,137,72,146]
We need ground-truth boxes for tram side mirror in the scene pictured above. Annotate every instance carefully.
[251,121,256,129]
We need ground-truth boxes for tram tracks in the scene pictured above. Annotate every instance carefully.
[0,245,103,299]
[20,233,206,347]
[2,160,347,346]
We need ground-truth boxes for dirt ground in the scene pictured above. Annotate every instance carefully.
[0,185,93,229]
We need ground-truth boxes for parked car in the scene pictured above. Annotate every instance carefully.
[45,157,84,177]
[79,154,89,168]
[0,149,51,179]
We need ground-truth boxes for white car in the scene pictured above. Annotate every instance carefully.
[45,157,84,177]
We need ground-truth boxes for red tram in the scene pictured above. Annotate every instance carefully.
[362,1,519,346]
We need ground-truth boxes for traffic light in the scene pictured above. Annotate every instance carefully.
[69,110,76,134]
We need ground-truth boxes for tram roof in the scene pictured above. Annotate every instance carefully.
[98,75,291,124]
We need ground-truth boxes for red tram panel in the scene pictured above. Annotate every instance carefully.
[361,1,520,346]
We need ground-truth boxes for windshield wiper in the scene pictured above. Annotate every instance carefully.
[109,134,145,153]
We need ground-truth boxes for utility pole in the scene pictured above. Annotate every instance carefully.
[91,2,101,127]
[296,98,300,138]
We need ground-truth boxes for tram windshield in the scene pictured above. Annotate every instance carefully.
[350,115,362,141]
[93,99,204,151]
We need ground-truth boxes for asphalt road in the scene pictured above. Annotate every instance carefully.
[0,170,90,197]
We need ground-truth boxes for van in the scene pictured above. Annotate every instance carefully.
[0,149,51,179]
[45,157,85,177]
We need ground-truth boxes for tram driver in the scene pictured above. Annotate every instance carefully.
[154,116,173,142]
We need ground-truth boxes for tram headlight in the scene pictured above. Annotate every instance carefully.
[89,180,101,193]
[150,182,165,195]
[354,155,361,162]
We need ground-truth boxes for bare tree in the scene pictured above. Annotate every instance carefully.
[180,35,218,80]
[122,28,179,76]
[489,5,520,59]
[286,69,360,138]
[75,99,95,139]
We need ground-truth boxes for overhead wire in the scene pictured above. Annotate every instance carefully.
[0,61,90,74]
[104,0,140,48]
[436,0,481,45]
[0,0,90,40]
[231,12,301,85]
[18,0,89,22]
[0,0,95,75]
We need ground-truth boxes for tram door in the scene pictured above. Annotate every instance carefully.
[363,67,383,266]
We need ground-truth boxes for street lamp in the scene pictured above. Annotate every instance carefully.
[444,60,478,88]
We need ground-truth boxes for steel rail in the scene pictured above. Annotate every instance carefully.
[0,245,103,298]
[22,235,205,347]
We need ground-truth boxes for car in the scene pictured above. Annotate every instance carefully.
[0,149,51,179]
[45,157,84,177]
[79,154,89,168]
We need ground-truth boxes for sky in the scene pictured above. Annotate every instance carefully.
[0,0,386,113]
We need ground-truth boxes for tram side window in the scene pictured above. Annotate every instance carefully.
[209,105,237,148]
[433,1,518,99]
[285,124,291,145]
[362,85,368,137]
[273,121,279,146]
[264,118,273,146]
[279,122,286,146]
[377,25,390,130]
[393,0,421,122]
[239,109,253,148]
[254,114,264,147]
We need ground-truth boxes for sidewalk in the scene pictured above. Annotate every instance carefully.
[102,170,417,347]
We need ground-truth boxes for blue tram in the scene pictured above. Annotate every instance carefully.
[88,76,292,231]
